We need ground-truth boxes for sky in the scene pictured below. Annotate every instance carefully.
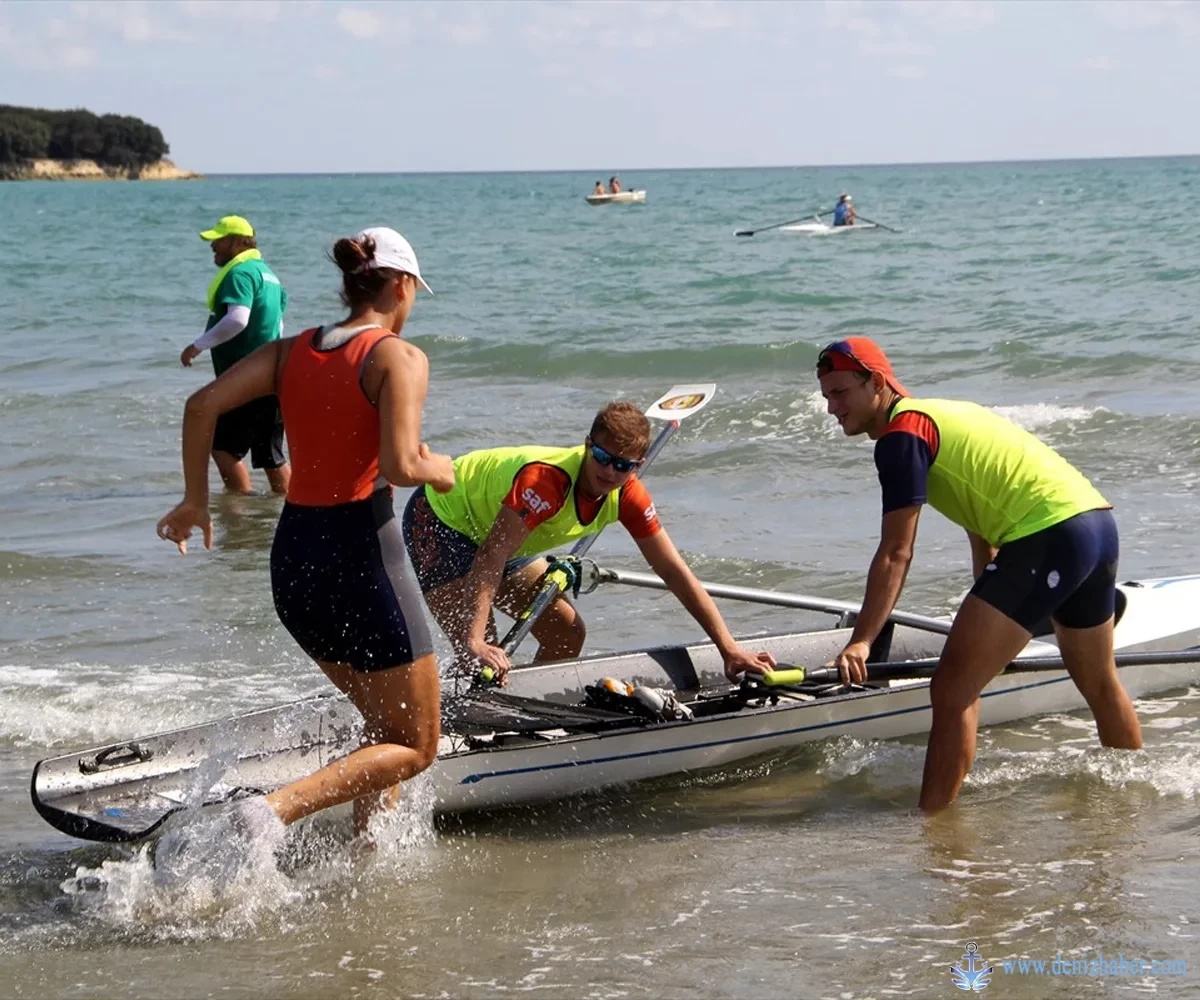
[1,0,1197,174]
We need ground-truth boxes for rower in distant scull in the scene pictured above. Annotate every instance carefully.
[815,337,1142,811]
[402,401,775,682]
[832,193,855,227]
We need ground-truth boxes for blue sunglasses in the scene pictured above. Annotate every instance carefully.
[588,441,644,474]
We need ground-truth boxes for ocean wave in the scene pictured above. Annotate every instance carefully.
[0,661,318,750]
[417,336,822,379]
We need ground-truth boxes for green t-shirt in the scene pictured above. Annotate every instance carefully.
[206,259,287,376]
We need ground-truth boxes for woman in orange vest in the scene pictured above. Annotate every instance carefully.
[157,226,454,840]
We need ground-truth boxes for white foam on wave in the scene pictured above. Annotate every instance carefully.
[990,403,1102,432]
[62,802,299,941]
[814,694,1200,802]
[968,736,1200,801]
[732,396,1107,445]
[818,736,926,789]
[0,660,318,749]
[730,391,862,443]
[59,772,442,942]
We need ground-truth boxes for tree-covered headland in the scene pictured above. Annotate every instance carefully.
[0,104,169,170]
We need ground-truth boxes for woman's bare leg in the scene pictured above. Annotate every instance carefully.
[264,653,441,828]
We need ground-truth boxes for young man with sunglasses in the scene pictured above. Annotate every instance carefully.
[815,336,1142,812]
[402,400,775,681]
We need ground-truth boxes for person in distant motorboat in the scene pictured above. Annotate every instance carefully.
[593,180,605,195]
[158,225,453,843]
[814,336,1142,812]
[832,194,855,227]
[609,176,623,194]
[401,401,777,683]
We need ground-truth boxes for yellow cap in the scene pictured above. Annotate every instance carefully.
[199,215,255,241]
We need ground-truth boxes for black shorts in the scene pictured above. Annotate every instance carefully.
[271,489,433,672]
[212,395,286,470]
[401,489,540,594]
[970,508,1119,632]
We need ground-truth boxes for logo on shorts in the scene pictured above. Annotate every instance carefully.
[659,392,707,411]
[521,487,552,516]
[1047,570,1061,589]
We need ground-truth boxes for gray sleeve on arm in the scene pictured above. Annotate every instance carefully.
[193,304,251,351]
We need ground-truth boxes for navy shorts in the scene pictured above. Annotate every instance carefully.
[401,489,540,594]
[271,489,433,672]
[970,508,1119,632]
[213,394,286,470]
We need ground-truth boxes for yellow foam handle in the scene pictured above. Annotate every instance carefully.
[761,667,807,686]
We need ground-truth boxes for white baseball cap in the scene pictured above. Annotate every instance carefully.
[356,226,433,294]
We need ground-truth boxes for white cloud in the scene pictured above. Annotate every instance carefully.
[68,2,194,43]
[313,64,341,81]
[180,0,284,24]
[898,0,997,31]
[1077,55,1118,73]
[673,0,740,33]
[525,3,601,46]
[823,0,932,72]
[1094,0,1200,34]
[524,0,754,49]
[823,1,883,38]
[0,10,99,71]
[59,44,99,69]
[859,37,930,59]
[447,20,488,46]
[337,6,383,40]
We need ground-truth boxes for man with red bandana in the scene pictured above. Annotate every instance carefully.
[816,337,1142,811]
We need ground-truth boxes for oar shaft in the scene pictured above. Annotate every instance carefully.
[594,567,953,636]
[853,214,898,233]
[500,420,682,657]
[736,208,827,237]
[797,647,1200,683]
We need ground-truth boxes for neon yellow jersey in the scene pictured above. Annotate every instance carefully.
[424,445,621,558]
[889,398,1109,546]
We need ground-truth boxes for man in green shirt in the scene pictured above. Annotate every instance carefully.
[180,215,290,494]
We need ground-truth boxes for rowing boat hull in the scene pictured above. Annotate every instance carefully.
[31,577,1200,842]
[781,221,877,235]
[585,190,646,205]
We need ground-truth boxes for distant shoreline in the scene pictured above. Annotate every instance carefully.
[0,158,202,181]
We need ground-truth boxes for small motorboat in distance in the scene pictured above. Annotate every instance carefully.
[586,189,646,205]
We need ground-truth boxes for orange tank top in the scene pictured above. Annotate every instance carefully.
[279,325,395,506]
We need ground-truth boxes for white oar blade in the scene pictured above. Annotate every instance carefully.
[644,383,717,422]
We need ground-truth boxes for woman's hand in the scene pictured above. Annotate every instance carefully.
[420,443,456,494]
[156,501,213,555]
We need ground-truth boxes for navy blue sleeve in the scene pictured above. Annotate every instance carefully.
[873,432,933,514]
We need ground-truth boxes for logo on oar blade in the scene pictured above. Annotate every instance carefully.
[950,942,993,992]
[659,392,708,411]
